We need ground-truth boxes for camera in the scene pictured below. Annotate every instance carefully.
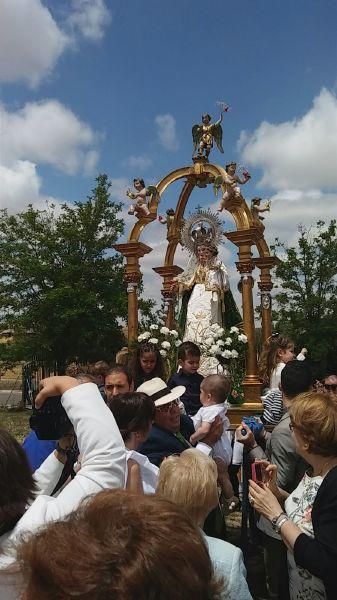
[29,395,73,440]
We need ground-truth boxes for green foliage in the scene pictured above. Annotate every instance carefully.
[271,220,337,374]
[0,174,132,364]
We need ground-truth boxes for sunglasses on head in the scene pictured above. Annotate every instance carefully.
[156,399,180,413]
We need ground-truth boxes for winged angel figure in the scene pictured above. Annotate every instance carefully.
[192,112,224,160]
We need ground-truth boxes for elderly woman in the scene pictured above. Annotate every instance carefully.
[15,490,224,599]
[107,392,158,493]
[249,392,337,600]
[157,449,252,600]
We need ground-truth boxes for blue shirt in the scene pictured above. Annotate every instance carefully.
[22,430,57,472]
[167,370,203,416]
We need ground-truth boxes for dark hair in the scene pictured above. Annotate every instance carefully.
[106,365,133,387]
[225,162,236,171]
[202,113,211,121]
[281,360,313,399]
[133,178,145,188]
[0,429,37,532]
[18,490,225,600]
[108,392,155,442]
[201,375,231,404]
[258,334,294,384]
[128,342,165,388]
[88,361,110,378]
[178,341,201,361]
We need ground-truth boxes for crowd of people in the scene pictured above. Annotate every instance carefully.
[0,335,336,599]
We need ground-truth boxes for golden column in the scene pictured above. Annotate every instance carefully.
[253,256,280,343]
[113,242,152,343]
[152,266,183,329]
[225,229,263,407]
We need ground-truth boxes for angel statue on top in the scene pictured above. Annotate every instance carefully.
[192,111,225,160]
[126,178,158,219]
[172,210,241,374]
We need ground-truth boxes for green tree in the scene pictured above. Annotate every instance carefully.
[0,174,135,365]
[271,220,337,375]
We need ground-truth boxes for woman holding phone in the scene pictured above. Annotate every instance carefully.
[249,391,337,600]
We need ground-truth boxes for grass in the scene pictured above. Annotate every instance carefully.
[0,408,30,442]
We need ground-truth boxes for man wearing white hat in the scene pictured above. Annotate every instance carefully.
[137,378,222,467]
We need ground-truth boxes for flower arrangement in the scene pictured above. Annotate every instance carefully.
[137,325,183,377]
[199,324,248,404]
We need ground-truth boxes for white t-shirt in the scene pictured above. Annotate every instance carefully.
[192,403,232,464]
[125,449,158,494]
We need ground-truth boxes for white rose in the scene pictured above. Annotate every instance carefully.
[210,324,220,333]
[161,341,171,349]
[142,331,151,340]
[205,337,214,346]
[217,328,224,336]
[160,349,167,357]
[210,344,219,353]
[231,349,239,358]
[222,350,232,359]
[137,334,144,342]
[149,337,158,344]
[230,326,239,334]
[216,339,225,347]
[170,329,179,337]
[160,326,170,335]
[150,324,159,330]
[225,337,232,346]
[175,340,182,347]
[238,334,248,343]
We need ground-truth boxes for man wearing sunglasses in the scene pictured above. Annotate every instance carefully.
[323,374,337,397]
[137,378,222,468]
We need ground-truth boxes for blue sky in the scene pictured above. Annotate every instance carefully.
[1,0,337,301]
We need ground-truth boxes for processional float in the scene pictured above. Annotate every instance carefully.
[115,107,278,423]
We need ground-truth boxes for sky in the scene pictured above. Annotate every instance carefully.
[1,0,337,307]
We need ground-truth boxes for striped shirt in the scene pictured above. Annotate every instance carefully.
[262,389,285,426]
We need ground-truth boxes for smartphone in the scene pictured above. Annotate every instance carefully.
[251,462,264,486]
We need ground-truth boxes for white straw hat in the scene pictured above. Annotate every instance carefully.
[137,377,186,407]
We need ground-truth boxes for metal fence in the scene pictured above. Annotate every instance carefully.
[22,361,60,407]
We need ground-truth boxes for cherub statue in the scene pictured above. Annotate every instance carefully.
[126,178,157,218]
[251,197,271,223]
[192,112,224,160]
[215,163,251,211]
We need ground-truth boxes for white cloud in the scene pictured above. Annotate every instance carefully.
[238,88,337,190]
[155,114,179,151]
[0,161,64,212]
[122,155,153,170]
[1,100,99,175]
[67,0,112,41]
[0,0,69,87]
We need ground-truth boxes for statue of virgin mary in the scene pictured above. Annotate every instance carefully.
[175,210,241,361]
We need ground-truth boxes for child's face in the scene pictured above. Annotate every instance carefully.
[140,351,157,374]
[278,345,294,364]
[179,355,200,375]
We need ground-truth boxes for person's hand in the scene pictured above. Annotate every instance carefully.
[35,376,79,408]
[58,430,75,452]
[202,416,223,446]
[249,479,283,521]
[235,423,255,447]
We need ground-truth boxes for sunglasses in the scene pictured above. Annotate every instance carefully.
[156,399,180,413]
[324,384,337,392]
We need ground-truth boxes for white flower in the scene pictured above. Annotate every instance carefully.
[210,344,219,353]
[175,340,182,347]
[231,349,239,358]
[222,350,232,359]
[160,349,167,357]
[205,337,214,346]
[230,326,239,334]
[217,327,224,336]
[225,337,232,346]
[216,339,225,347]
[150,324,159,330]
[149,337,158,344]
[160,326,170,335]
[137,334,144,342]
[210,324,221,333]
[142,331,151,339]
[161,341,171,349]
[238,334,248,343]
[170,329,179,337]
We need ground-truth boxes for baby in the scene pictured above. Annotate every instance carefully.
[190,374,237,511]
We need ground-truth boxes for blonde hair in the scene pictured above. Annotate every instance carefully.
[157,449,218,525]
[289,392,337,457]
